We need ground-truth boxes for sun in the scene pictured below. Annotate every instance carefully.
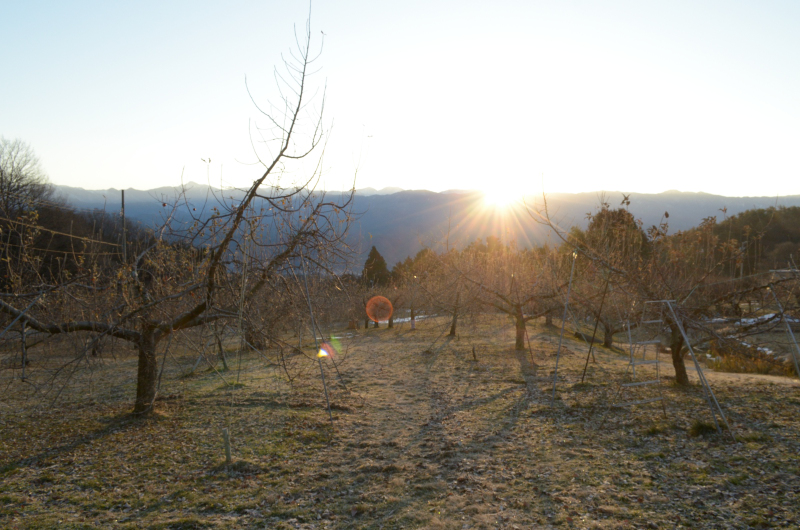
[482,189,517,209]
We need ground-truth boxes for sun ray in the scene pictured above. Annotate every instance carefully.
[482,189,516,209]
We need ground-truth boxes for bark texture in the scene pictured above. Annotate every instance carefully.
[669,327,689,386]
[514,307,526,350]
[134,331,158,414]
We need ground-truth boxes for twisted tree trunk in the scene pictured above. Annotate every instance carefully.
[449,289,460,337]
[603,323,614,348]
[514,305,526,350]
[669,326,689,386]
[134,329,159,414]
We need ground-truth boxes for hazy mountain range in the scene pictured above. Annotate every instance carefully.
[54,183,800,270]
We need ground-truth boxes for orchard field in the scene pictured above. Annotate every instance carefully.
[2,315,799,529]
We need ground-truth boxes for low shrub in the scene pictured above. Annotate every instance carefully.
[707,339,794,376]
[688,420,719,438]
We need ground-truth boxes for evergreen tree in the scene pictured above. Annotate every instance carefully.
[362,246,391,286]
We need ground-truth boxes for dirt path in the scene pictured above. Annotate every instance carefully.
[686,364,800,386]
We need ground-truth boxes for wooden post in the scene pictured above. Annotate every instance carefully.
[222,428,232,464]
[300,254,334,426]
[21,322,27,381]
[553,250,577,402]
[411,276,417,330]
[121,190,127,263]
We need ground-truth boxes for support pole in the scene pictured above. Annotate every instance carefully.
[552,250,577,403]
[121,190,127,263]
[222,428,232,464]
[411,275,417,330]
[237,230,249,362]
[581,275,610,382]
[664,301,734,439]
[300,254,334,426]
[0,293,45,341]
[768,284,800,377]
[21,322,27,381]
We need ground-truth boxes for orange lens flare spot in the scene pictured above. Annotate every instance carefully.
[318,342,337,359]
[366,295,393,322]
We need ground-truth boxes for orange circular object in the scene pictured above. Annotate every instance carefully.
[366,295,393,322]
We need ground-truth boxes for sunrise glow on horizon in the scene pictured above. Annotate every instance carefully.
[3,1,799,198]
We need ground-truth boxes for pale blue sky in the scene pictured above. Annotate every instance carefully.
[2,1,799,196]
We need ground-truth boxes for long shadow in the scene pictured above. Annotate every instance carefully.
[361,346,552,524]
[383,384,538,518]
[1,412,148,474]
[405,378,529,463]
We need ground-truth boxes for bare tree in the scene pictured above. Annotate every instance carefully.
[0,19,353,414]
[530,196,762,385]
[459,242,557,350]
[0,137,53,220]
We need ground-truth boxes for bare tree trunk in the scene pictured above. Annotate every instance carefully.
[134,330,158,414]
[602,322,614,348]
[244,323,264,350]
[515,306,526,350]
[215,323,229,371]
[449,289,460,337]
[731,297,742,316]
[545,312,553,327]
[388,295,402,329]
[670,327,689,386]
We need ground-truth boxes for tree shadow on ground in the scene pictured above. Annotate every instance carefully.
[1,411,156,474]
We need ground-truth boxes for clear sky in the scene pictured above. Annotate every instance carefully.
[3,1,799,197]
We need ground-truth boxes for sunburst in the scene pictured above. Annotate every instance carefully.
[482,189,517,208]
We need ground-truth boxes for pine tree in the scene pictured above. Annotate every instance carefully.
[362,246,391,286]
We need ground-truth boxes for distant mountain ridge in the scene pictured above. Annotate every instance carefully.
[53,183,800,270]
[353,186,404,196]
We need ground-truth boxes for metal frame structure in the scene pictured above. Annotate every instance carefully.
[767,282,800,377]
[662,300,734,439]
[607,301,667,416]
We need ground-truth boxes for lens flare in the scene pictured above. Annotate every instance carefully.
[318,341,338,359]
[366,295,393,322]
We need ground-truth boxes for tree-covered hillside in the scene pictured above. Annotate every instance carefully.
[712,206,800,273]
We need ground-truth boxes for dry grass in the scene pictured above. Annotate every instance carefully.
[1,315,800,529]
[707,336,797,377]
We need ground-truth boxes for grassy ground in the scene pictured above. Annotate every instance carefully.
[2,315,800,529]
